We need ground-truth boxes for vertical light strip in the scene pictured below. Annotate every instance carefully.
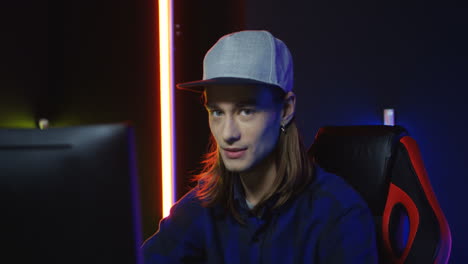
[158,0,175,218]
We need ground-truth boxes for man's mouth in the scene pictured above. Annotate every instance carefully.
[222,148,247,159]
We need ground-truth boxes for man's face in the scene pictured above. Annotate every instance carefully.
[205,85,283,173]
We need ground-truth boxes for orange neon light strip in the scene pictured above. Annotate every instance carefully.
[158,0,175,218]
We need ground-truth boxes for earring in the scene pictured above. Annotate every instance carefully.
[280,124,286,134]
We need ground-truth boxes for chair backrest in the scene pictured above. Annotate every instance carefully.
[309,125,451,264]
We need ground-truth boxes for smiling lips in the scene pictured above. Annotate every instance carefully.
[223,148,247,159]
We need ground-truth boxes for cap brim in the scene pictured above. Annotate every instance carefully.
[176,77,274,93]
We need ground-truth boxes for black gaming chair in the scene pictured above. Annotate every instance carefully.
[309,125,451,263]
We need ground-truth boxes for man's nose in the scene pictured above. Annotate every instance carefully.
[222,117,240,145]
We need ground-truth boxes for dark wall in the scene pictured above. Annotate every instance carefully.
[245,0,468,261]
[0,1,48,127]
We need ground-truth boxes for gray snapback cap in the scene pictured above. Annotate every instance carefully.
[176,30,293,93]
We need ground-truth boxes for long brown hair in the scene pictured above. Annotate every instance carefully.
[193,89,315,223]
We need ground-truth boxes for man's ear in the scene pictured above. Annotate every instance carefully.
[281,92,296,126]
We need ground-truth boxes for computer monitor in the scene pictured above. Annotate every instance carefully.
[0,123,142,263]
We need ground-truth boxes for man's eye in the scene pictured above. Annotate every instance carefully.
[210,110,222,117]
[240,109,255,116]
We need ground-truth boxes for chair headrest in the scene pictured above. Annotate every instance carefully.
[309,125,408,215]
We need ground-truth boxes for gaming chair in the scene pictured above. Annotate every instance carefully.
[308,125,451,263]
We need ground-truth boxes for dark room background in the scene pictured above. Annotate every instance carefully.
[1,0,466,262]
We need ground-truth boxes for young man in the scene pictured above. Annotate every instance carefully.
[142,30,378,263]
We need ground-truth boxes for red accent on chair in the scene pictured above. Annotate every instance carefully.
[382,183,419,264]
[399,136,452,264]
